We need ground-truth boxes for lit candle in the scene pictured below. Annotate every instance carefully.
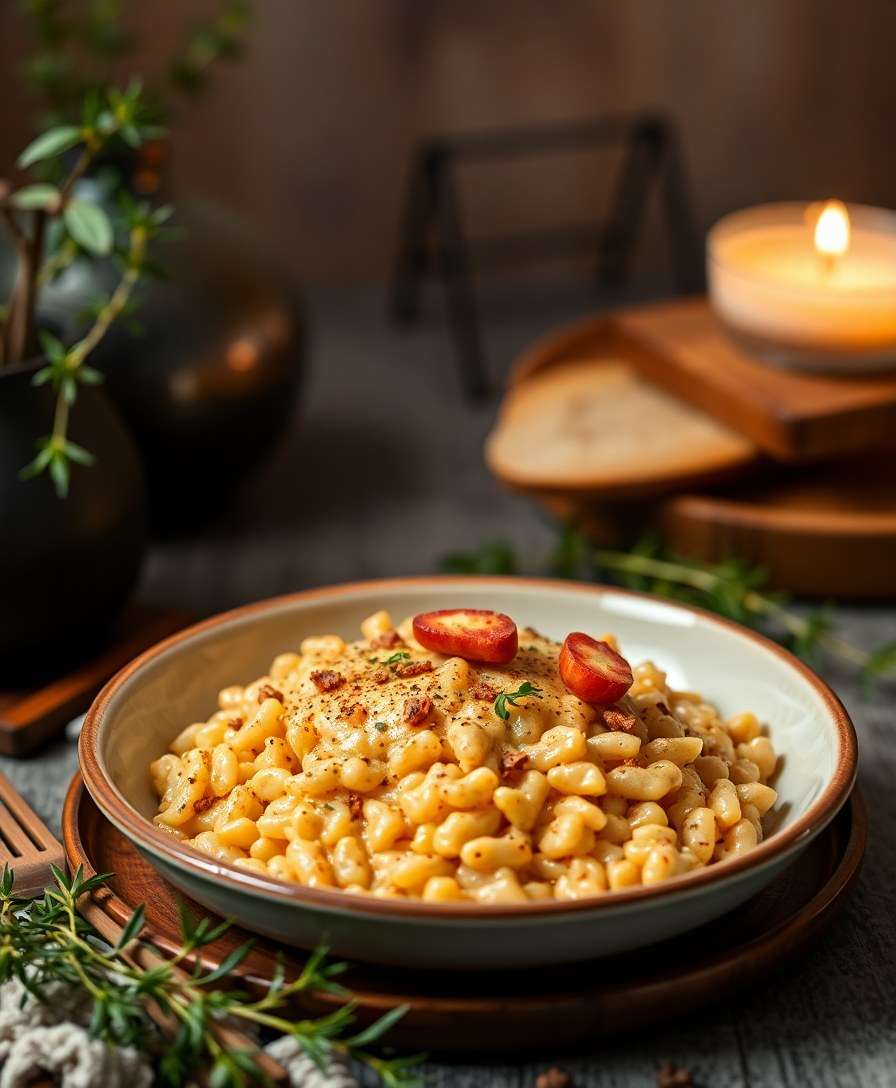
[708,201,896,371]
[814,199,850,277]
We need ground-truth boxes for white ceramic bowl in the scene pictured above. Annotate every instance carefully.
[80,577,857,969]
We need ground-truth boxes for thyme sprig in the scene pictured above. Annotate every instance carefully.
[494,681,543,721]
[442,529,896,693]
[0,865,422,1088]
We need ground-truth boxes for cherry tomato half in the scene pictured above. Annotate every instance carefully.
[412,609,518,664]
[559,632,633,705]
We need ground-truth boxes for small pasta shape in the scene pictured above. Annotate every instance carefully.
[149,612,780,902]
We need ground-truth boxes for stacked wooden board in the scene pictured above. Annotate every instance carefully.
[486,297,896,597]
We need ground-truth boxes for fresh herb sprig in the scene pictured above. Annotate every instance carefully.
[0,864,422,1088]
[381,652,411,667]
[1,80,171,496]
[494,681,543,721]
[443,528,896,693]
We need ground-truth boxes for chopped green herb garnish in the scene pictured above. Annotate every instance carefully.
[367,655,380,663]
[494,681,543,721]
[374,721,388,732]
[382,651,411,666]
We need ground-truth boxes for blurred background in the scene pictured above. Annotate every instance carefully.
[4,0,895,285]
[2,0,896,665]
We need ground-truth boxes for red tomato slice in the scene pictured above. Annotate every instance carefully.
[412,609,518,664]
[559,632,633,705]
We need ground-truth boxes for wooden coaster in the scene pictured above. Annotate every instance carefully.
[617,297,896,462]
[486,316,758,502]
[0,605,191,756]
[660,452,896,598]
[63,774,865,1055]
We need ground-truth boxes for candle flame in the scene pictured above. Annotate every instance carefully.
[814,199,851,257]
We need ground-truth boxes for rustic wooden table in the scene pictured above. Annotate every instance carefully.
[3,283,893,1087]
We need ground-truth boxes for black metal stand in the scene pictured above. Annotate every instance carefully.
[389,113,702,399]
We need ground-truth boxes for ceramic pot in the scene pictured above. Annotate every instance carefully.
[35,193,306,532]
[0,359,147,680]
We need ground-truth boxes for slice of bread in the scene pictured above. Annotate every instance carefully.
[486,358,755,498]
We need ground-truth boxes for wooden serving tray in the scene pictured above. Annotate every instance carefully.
[0,605,191,756]
[662,451,896,599]
[617,297,896,462]
[492,307,896,596]
[63,775,866,1055]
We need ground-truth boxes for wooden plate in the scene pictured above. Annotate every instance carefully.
[63,775,866,1054]
[662,452,896,598]
[618,297,896,462]
[0,605,191,756]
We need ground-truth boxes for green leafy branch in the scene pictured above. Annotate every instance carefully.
[18,0,254,125]
[0,81,170,495]
[0,864,422,1088]
[442,529,896,693]
[169,0,253,95]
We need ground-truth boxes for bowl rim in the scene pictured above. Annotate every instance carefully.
[79,575,858,920]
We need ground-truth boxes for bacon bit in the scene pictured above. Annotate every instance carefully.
[470,681,497,701]
[258,683,284,703]
[656,1063,693,1088]
[310,670,345,693]
[371,630,404,649]
[395,660,434,679]
[341,700,369,726]
[603,707,638,733]
[370,668,390,685]
[193,796,215,814]
[501,749,529,779]
[536,1070,572,1088]
[403,695,433,726]
[347,792,364,820]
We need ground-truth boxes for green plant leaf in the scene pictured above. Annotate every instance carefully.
[37,330,66,365]
[11,183,60,210]
[441,539,517,575]
[49,452,70,498]
[63,199,113,255]
[18,125,82,168]
[77,366,104,385]
[63,440,94,467]
[345,1002,410,1047]
[862,640,896,694]
[19,439,54,481]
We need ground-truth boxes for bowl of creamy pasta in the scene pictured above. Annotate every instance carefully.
[79,577,856,969]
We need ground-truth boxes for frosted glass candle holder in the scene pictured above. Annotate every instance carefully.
[708,202,896,373]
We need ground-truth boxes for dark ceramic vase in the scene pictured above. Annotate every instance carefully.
[0,360,147,681]
[37,193,306,532]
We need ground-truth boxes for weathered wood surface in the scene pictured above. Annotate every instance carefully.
[3,284,894,1086]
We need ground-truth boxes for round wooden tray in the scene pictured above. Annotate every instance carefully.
[661,452,896,599]
[494,310,896,596]
[63,775,866,1054]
